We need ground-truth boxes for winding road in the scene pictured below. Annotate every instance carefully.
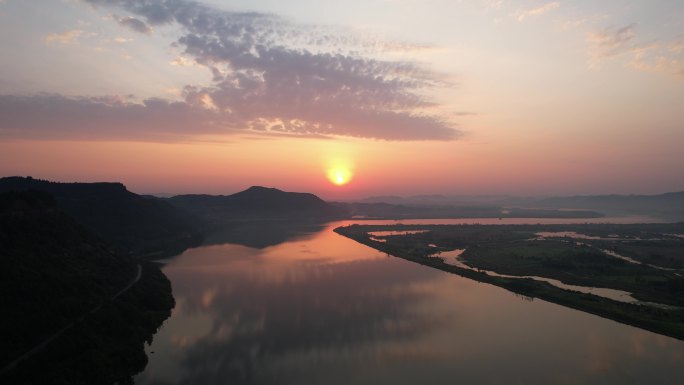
[0,264,143,375]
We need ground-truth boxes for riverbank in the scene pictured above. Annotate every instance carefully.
[335,222,684,341]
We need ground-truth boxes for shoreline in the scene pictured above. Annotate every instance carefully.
[334,223,684,341]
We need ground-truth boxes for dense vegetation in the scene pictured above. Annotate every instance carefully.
[0,191,174,384]
[462,240,683,306]
[335,222,684,340]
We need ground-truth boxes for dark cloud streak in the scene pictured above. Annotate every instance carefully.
[0,94,222,141]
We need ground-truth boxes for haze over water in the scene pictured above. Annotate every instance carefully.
[136,220,684,385]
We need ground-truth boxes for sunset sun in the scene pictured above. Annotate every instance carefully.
[326,167,353,186]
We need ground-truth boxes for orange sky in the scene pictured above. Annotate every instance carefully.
[1,0,683,199]
[1,132,681,199]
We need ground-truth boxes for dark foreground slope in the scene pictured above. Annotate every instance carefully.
[0,191,174,384]
[0,176,202,257]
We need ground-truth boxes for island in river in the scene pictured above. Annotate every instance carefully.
[335,222,684,341]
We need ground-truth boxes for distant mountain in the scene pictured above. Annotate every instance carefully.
[167,186,348,224]
[0,176,202,257]
[537,191,684,221]
[0,191,174,383]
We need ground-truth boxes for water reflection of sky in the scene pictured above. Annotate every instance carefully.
[136,221,684,385]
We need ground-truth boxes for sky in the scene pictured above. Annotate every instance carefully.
[0,0,683,199]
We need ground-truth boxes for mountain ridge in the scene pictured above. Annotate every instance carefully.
[0,176,203,257]
[167,185,348,224]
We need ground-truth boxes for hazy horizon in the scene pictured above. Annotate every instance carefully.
[5,175,683,202]
[142,185,684,201]
[1,0,683,200]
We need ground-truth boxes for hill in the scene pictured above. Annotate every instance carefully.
[0,176,202,257]
[0,191,175,384]
[167,186,348,225]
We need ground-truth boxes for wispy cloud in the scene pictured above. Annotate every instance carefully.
[484,0,505,11]
[43,29,84,44]
[2,0,461,141]
[629,43,684,80]
[587,23,638,61]
[0,93,223,141]
[169,56,196,67]
[116,16,152,34]
[113,36,132,43]
[516,2,560,22]
[670,35,684,54]
[557,13,609,32]
[586,24,684,79]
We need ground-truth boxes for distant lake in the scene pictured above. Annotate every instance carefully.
[135,218,684,385]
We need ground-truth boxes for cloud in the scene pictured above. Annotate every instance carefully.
[670,35,684,54]
[43,29,84,44]
[484,0,505,11]
[0,89,453,141]
[516,2,560,22]
[116,16,152,34]
[629,44,684,80]
[170,56,196,67]
[586,25,684,79]
[0,94,224,141]
[14,0,459,141]
[587,23,638,60]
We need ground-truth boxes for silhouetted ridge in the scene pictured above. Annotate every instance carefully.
[168,186,348,224]
[228,186,332,212]
[0,176,202,257]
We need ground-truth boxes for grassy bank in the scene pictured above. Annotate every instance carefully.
[335,223,684,341]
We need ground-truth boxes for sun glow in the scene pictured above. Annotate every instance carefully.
[326,167,353,186]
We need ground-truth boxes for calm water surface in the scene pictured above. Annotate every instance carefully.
[136,218,684,385]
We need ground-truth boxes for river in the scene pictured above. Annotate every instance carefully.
[135,218,684,384]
